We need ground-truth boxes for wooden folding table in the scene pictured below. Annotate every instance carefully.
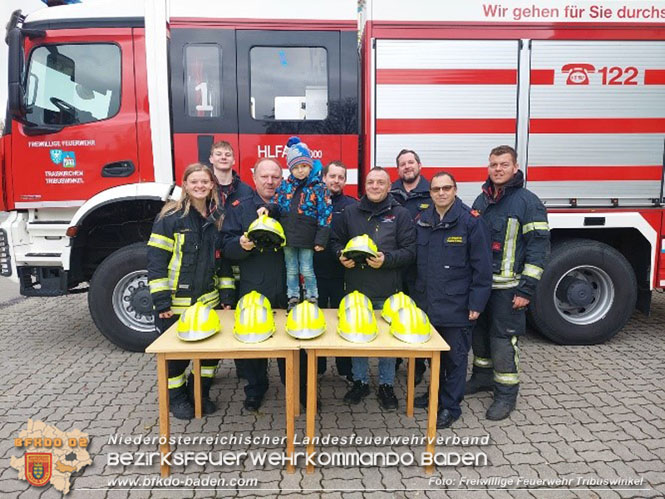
[301,309,450,473]
[146,310,299,476]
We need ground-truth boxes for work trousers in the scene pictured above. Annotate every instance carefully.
[433,325,472,419]
[471,288,523,386]
[316,276,352,376]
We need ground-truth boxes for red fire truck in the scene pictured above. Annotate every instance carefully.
[1,0,664,351]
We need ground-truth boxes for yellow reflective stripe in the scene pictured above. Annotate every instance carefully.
[522,221,549,234]
[512,335,520,376]
[199,290,220,309]
[522,264,544,280]
[218,278,235,290]
[201,366,217,378]
[148,233,175,252]
[172,297,192,306]
[474,356,493,368]
[149,278,170,294]
[170,306,187,315]
[494,371,519,385]
[493,273,521,282]
[500,218,519,279]
[492,279,520,289]
[168,233,184,291]
[168,373,186,389]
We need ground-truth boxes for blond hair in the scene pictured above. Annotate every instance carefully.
[159,163,223,229]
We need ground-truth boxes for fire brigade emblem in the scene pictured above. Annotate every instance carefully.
[49,149,63,165]
[62,152,76,168]
[25,453,52,487]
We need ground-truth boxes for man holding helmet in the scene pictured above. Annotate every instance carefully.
[330,167,416,410]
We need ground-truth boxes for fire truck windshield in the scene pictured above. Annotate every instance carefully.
[25,43,121,127]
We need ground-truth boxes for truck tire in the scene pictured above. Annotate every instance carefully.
[88,242,158,351]
[529,239,636,345]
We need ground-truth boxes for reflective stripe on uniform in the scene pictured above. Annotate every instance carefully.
[168,233,185,293]
[201,366,217,378]
[199,290,220,309]
[494,371,519,385]
[500,217,520,279]
[149,278,170,294]
[148,233,175,252]
[168,373,186,389]
[522,263,544,280]
[492,279,520,289]
[218,277,235,290]
[473,356,493,368]
[494,336,520,385]
[171,296,193,315]
[522,221,549,234]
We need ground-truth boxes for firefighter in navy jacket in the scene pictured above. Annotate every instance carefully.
[389,149,431,384]
[468,145,550,421]
[329,167,416,411]
[412,172,492,428]
[147,163,232,420]
[220,158,288,412]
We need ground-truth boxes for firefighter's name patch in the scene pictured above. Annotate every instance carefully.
[446,236,464,244]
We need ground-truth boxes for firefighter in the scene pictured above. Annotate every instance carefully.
[209,140,253,378]
[330,167,416,410]
[209,140,253,208]
[389,149,431,385]
[411,172,492,428]
[313,160,357,382]
[147,163,233,420]
[468,145,550,420]
[221,158,313,411]
[220,157,286,411]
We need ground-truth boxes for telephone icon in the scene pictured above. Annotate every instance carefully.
[561,64,595,85]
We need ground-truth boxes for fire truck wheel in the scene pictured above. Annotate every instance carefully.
[529,239,636,345]
[88,242,158,352]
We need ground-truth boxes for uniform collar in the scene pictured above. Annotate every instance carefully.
[419,197,463,227]
[391,176,430,200]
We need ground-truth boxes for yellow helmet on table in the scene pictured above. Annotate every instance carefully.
[337,305,378,343]
[381,292,416,323]
[233,303,275,343]
[246,215,286,250]
[177,302,221,342]
[339,290,374,312]
[341,234,378,263]
[390,305,431,344]
[237,290,271,311]
[286,301,326,339]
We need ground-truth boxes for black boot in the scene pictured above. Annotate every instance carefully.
[187,373,217,415]
[414,391,429,409]
[486,383,518,421]
[465,366,493,395]
[169,385,194,420]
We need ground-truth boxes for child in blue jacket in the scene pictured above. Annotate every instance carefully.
[270,137,332,310]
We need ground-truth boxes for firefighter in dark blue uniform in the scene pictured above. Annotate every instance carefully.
[412,172,492,428]
[148,163,233,420]
[220,158,288,412]
[389,149,431,384]
[313,161,357,381]
[468,145,550,421]
[210,141,255,379]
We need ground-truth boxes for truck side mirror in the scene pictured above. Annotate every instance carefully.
[7,27,26,121]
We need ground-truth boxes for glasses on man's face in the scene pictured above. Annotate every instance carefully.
[430,185,455,193]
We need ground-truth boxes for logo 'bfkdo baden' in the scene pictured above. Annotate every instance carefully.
[11,420,91,494]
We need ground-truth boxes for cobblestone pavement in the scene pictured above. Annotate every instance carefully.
[1,290,664,499]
